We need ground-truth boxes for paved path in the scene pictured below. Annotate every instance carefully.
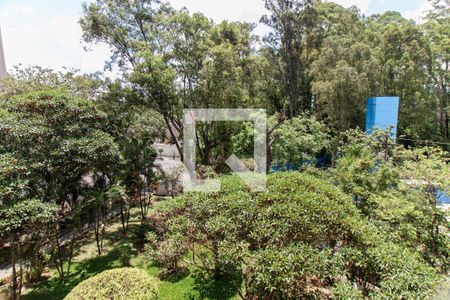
[0,262,16,280]
[0,227,88,280]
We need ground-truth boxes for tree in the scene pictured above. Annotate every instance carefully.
[311,38,377,130]
[155,165,184,198]
[395,146,450,268]
[271,114,331,167]
[81,1,268,168]
[118,134,156,221]
[0,65,105,101]
[334,129,449,270]
[365,12,439,141]
[96,81,160,223]
[261,0,320,117]
[0,90,121,279]
[424,0,450,139]
[149,172,444,299]
[0,154,57,299]
[0,200,57,299]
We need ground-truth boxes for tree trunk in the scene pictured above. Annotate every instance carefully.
[10,235,17,300]
[55,232,65,281]
[120,203,127,236]
[438,90,448,139]
[18,250,23,299]
[95,207,102,255]
[66,238,75,275]
[163,116,183,161]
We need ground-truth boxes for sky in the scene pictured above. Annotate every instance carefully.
[0,0,432,75]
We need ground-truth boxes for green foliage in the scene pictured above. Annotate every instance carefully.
[334,130,450,271]
[0,153,29,204]
[230,122,255,158]
[149,216,190,274]
[311,38,376,130]
[0,66,104,101]
[247,243,339,299]
[64,268,159,300]
[150,171,443,299]
[116,242,137,267]
[189,268,241,300]
[424,0,449,139]
[0,200,57,236]
[0,1,447,298]
[0,90,121,191]
[0,89,122,284]
[397,146,450,197]
[24,243,125,299]
[79,0,449,161]
[261,0,319,117]
[271,114,331,165]
[81,1,269,167]
[332,282,364,300]
[365,243,440,300]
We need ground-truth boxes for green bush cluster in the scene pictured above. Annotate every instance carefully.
[149,172,446,299]
[64,268,159,300]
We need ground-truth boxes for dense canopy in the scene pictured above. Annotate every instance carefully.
[0,0,448,299]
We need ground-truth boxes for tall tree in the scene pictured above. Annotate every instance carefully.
[261,0,319,118]
[81,2,264,168]
[424,0,450,139]
[0,154,58,299]
[311,37,377,130]
[365,12,439,140]
[0,90,121,279]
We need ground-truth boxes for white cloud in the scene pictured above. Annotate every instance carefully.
[403,1,432,23]
[0,0,428,75]
[1,12,110,74]
[169,0,271,36]
[169,0,268,22]
[168,0,373,35]
[332,0,372,12]
[0,4,35,17]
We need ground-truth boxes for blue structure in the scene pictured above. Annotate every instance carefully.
[270,157,331,173]
[271,97,401,173]
[436,189,450,207]
[366,97,400,142]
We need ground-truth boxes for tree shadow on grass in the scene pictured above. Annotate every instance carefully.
[159,267,190,283]
[23,249,121,300]
[185,270,241,300]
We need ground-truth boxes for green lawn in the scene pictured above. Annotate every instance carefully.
[23,206,239,300]
[24,251,239,300]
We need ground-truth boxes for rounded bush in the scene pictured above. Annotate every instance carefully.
[65,268,159,300]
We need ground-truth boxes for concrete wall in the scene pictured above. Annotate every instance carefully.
[153,143,181,159]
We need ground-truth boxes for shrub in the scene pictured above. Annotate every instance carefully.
[151,172,444,299]
[333,282,364,300]
[366,243,441,299]
[116,242,137,266]
[154,233,189,274]
[64,268,158,300]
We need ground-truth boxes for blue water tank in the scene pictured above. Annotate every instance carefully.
[365,97,400,142]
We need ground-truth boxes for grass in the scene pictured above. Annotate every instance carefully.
[132,256,239,300]
[23,249,122,300]
[22,205,239,300]
[24,251,239,300]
